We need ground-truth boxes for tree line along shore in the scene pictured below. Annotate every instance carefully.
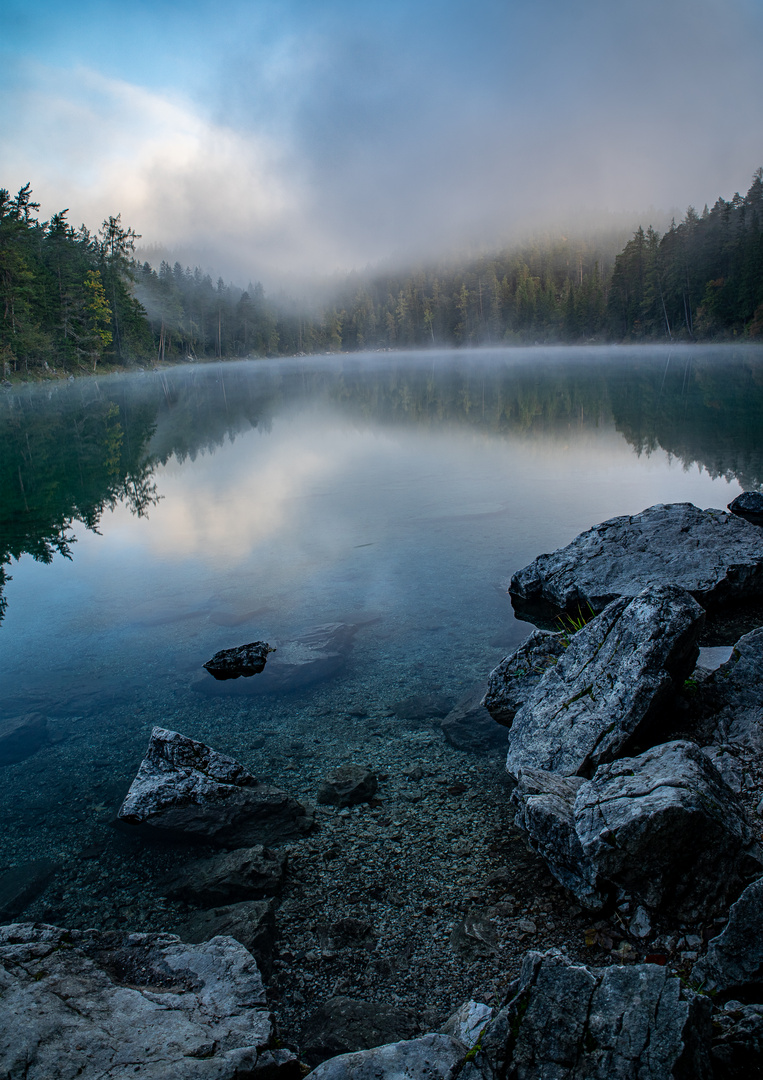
[1,169,762,376]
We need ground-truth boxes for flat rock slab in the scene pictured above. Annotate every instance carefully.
[117,727,313,846]
[505,585,704,778]
[0,923,299,1080]
[482,631,565,727]
[692,878,763,997]
[0,712,48,766]
[203,641,274,680]
[164,845,286,906]
[307,1033,467,1079]
[574,741,763,921]
[475,948,712,1080]
[509,502,763,625]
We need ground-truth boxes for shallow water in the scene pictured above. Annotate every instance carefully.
[1,344,761,929]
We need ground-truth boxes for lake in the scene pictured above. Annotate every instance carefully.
[1,344,762,1024]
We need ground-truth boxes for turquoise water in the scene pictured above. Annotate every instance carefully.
[0,344,761,925]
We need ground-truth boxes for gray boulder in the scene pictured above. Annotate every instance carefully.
[482,631,565,727]
[696,628,763,750]
[0,922,299,1079]
[300,997,421,1068]
[117,727,313,846]
[440,684,508,752]
[511,769,605,910]
[164,845,286,906]
[472,948,712,1080]
[709,1002,763,1079]
[175,899,277,978]
[306,1033,467,1079]
[439,1000,493,1049]
[203,640,274,680]
[505,585,704,779]
[575,741,763,921]
[317,765,378,806]
[0,712,48,766]
[509,502,763,622]
[728,490,763,526]
[692,878,763,996]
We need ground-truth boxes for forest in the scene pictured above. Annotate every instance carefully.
[1,169,762,374]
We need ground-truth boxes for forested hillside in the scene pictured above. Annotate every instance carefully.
[2,170,762,375]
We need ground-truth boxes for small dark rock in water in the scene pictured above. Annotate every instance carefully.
[163,845,286,906]
[0,859,57,919]
[440,683,508,752]
[203,640,274,680]
[300,996,420,1068]
[317,765,378,806]
[391,692,453,722]
[728,491,763,526]
[0,713,48,766]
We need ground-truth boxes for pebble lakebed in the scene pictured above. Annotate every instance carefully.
[4,628,759,1056]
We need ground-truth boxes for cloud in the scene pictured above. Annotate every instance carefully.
[2,0,762,285]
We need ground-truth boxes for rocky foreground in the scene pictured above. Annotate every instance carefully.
[3,500,763,1078]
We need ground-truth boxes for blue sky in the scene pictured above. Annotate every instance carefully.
[3,0,762,283]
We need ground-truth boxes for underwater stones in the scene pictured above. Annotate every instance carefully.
[194,622,366,695]
[175,899,277,979]
[317,765,378,806]
[440,684,508,753]
[0,859,58,920]
[0,922,299,1080]
[117,727,313,846]
[482,631,565,727]
[203,640,274,680]
[509,502,763,624]
[728,490,763,526]
[164,845,286,906]
[475,948,712,1080]
[505,585,704,779]
[300,997,421,1068]
[574,741,763,922]
[306,1033,468,1080]
[0,712,48,766]
[692,878,763,997]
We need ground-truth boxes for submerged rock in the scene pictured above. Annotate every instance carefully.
[175,899,277,979]
[482,631,565,727]
[509,502,763,624]
[164,845,286,906]
[203,640,274,680]
[473,948,712,1080]
[440,684,508,752]
[0,712,48,766]
[0,922,299,1079]
[317,765,378,806]
[728,490,763,526]
[300,997,421,1068]
[117,727,313,846]
[306,1033,467,1080]
[505,585,704,779]
[0,859,57,920]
